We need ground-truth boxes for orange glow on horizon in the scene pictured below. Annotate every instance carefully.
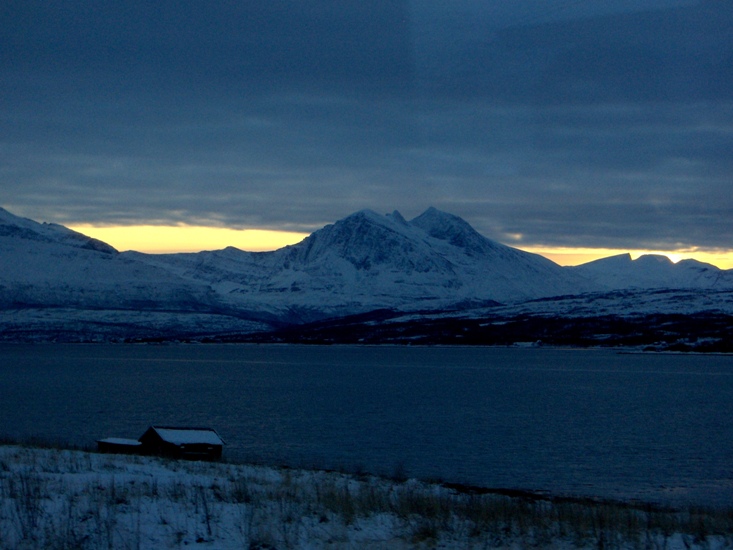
[69,224,733,269]
[68,224,309,254]
[520,246,733,270]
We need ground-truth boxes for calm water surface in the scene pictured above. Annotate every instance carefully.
[1,344,732,506]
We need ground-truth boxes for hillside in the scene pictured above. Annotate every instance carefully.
[1,445,730,549]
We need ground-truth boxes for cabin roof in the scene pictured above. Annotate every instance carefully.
[97,438,142,446]
[145,426,224,446]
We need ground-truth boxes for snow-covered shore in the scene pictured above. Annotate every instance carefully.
[0,445,731,549]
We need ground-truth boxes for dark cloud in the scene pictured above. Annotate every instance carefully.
[1,1,731,252]
[1,1,414,98]
[415,1,733,104]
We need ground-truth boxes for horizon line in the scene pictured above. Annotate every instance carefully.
[66,223,733,270]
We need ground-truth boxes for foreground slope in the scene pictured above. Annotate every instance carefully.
[1,445,730,549]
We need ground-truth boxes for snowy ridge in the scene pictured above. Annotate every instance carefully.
[0,206,731,341]
[571,253,733,291]
[0,208,261,340]
[435,288,733,320]
[0,207,117,254]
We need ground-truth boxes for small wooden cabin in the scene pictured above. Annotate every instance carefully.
[138,426,225,460]
[97,426,225,460]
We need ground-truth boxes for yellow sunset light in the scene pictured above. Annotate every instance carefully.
[68,224,733,270]
[68,224,309,254]
[521,246,733,270]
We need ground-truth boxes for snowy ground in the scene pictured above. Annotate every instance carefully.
[0,445,731,549]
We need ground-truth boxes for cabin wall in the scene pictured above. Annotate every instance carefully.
[179,443,223,460]
[97,441,142,455]
[138,430,222,460]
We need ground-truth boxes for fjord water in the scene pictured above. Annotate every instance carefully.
[1,344,731,506]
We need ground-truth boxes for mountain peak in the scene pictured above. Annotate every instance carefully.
[410,207,499,256]
[579,253,633,270]
[635,254,673,264]
[411,207,477,234]
[342,209,394,228]
[345,209,409,227]
[388,210,408,225]
[0,207,40,229]
[291,207,427,269]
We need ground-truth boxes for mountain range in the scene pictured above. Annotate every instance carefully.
[1,206,731,348]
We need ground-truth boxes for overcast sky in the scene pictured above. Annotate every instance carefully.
[1,0,731,255]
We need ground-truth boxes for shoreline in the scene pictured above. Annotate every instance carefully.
[2,339,732,356]
[3,435,724,511]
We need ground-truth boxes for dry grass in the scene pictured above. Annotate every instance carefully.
[0,443,731,549]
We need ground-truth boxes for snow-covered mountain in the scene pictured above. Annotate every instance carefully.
[570,253,733,290]
[129,208,590,320]
[0,208,272,340]
[1,205,731,342]
[0,207,117,255]
[0,207,218,311]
